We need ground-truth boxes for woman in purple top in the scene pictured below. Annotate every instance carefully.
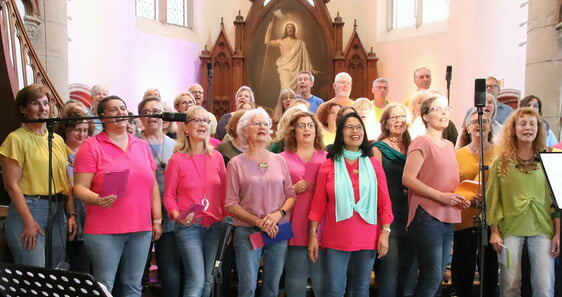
[225,107,296,297]
[402,95,470,297]
[280,111,326,297]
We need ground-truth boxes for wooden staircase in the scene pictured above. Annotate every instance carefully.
[0,0,64,143]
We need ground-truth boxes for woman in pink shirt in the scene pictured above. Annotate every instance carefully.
[280,111,327,297]
[163,105,226,297]
[402,95,470,296]
[225,107,296,297]
[308,112,393,297]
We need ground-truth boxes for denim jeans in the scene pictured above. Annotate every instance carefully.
[377,233,418,297]
[233,226,288,297]
[284,245,325,297]
[500,234,554,297]
[84,231,152,297]
[175,221,221,297]
[5,197,67,267]
[411,207,454,297]
[155,231,184,297]
[325,248,376,297]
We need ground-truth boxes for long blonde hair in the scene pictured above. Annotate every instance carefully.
[175,106,213,155]
[496,107,546,178]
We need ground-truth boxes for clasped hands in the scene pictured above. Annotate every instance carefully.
[257,211,283,238]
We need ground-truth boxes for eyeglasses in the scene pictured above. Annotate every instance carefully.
[296,122,315,129]
[469,119,489,125]
[141,109,163,115]
[486,84,499,89]
[344,125,363,132]
[388,114,407,121]
[190,91,204,95]
[249,120,272,128]
[180,100,194,106]
[429,106,452,113]
[530,103,539,109]
[187,118,211,125]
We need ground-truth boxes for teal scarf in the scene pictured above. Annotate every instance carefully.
[334,149,378,224]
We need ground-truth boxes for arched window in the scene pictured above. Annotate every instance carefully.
[136,0,190,27]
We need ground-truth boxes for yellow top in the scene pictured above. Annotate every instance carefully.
[0,127,70,195]
[454,144,498,231]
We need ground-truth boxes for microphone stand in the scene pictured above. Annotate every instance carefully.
[23,112,187,268]
[211,218,234,297]
[207,65,213,112]
[446,78,451,103]
[476,105,489,297]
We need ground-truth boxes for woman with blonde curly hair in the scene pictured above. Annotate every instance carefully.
[486,107,560,297]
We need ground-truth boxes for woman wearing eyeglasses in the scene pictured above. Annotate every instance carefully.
[225,107,296,297]
[308,112,393,297]
[371,103,417,297]
[163,105,226,297]
[279,111,326,297]
[403,95,470,296]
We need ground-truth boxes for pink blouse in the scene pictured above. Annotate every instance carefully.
[308,157,393,251]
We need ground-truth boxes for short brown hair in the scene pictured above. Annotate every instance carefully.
[15,84,52,121]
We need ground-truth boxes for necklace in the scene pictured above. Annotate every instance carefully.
[388,136,402,144]
[145,135,166,170]
[515,156,539,174]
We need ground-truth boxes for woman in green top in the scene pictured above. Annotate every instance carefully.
[486,107,560,297]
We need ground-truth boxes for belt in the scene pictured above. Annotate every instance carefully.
[25,193,67,202]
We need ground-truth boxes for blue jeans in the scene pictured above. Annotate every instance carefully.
[377,233,418,297]
[500,234,554,297]
[84,231,152,297]
[411,207,453,297]
[175,221,221,297]
[233,226,288,297]
[155,231,184,297]
[5,197,67,267]
[325,248,376,297]
[284,245,325,297]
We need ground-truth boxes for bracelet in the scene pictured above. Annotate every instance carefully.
[68,213,77,219]
[153,219,162,224]
[309,227,317,234]
[382,227,391,233]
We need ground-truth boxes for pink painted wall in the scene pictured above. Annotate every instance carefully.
[67,0,202,109]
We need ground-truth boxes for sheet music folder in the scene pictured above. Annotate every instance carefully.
[538,152,562,210]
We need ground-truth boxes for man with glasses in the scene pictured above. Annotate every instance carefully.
[371,78,390,122]
[463,76,514,125]
[188,83,217,137]
[315,72,354,121]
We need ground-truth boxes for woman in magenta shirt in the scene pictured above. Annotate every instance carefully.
[308,112,393,297]
[163,105,226,297]
[280,111,327,297]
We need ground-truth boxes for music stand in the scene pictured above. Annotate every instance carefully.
[538,152,562,210]
[0,263,111,297]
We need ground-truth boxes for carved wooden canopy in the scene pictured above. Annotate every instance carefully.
[200,0,379,118]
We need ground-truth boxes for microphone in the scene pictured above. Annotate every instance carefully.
[207,62,213,78]
[214,216,234,270]
[474,78,486,107]
[446,65,452,81]
[159,112,187,122]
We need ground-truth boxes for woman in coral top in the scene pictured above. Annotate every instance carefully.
[280,111,326,297]
[163,105,226,297]
[308,112,393,297]
[402,95,470,297]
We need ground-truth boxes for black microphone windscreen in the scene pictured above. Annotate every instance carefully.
[474,78,486,107]
[446,65,452,81]
[207,62,213,77]
[161,112,187,122]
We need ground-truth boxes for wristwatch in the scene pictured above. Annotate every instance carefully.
[382,227,391,233]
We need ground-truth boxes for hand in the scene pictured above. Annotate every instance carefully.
[377,231,390,259]
[177,212,195,226]
[18,220,44,250]
[294,180,310,194]
[152,223,162,241]
[471,194,482,207]
[258,211,282,238]
[308,235,319,263]
[489,229,503,253]
[97,194,117,208]
[67,216,78,241]
[457,199,472,210]
[441,193,466,208]
[552,232,560,258]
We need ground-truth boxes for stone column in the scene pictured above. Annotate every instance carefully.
[524,0,562,138]
[28,0,69,101]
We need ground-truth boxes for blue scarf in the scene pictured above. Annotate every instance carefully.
[334,149,378,224]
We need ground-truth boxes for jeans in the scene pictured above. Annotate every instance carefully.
[377,233,418,297]
[175,221,221,297]
[233,226,288,297]
[500,234,554,297]
[411,207,454,297]
[325,248,376,297]
[84,231,152,297]
[5,197,67,267]
[155,231,184,297]
[284,245,324,297]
